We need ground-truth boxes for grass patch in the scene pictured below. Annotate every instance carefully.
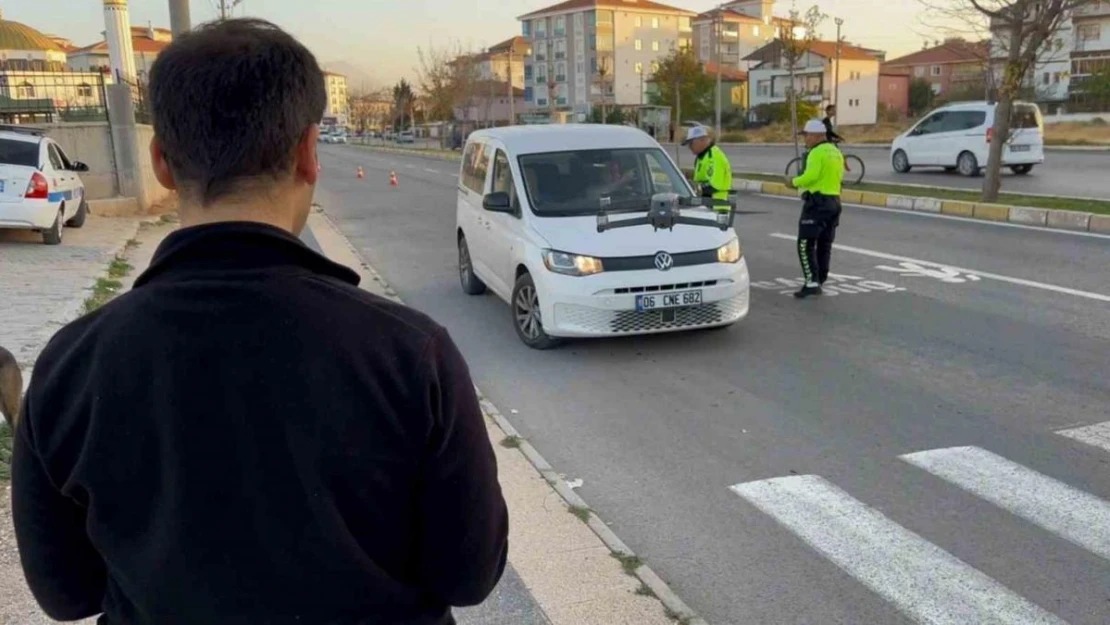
[635,582,656,597]
[83,277,123,313]
[107,256,132,279]
[610,551,643,575]
[0,420,12,481]
[499,435,522,449]
[735,171,1110,215]
[568,504,591,523]
[125,238,141,250]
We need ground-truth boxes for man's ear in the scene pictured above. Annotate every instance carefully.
[150,136,177,191]
[295,124,320,186]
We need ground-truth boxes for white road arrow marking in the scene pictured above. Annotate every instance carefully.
[875,261,983,284]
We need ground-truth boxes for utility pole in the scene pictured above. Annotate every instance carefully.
[834,17,843,115]
[714,7,723,139]
[168,0,190,37]
[508,52,515,125]
[674,75,682,165]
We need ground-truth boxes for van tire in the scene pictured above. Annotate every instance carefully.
[42,209,63,245]
[891,150,911,173]
[511,273,561,350]
[458,234,487,295]
[66,199,88,228]
[957,152,980,177]
[1010,164,1034,175]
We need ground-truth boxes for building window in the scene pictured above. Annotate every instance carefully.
[753,26,760,36]
[652,17,660,28]
[931,65,942,76]
[1043,71,1051,85]
[652,40,660,51]
[16,82,35,98]
[77,83,93,98]
[554,16,566,36]
[651,61,660,73]
[555,61,567,82]
[597,10,613,25]
[635,39,642,51]
[537,98,548,106]
[522,21,531,36]
[1053,72,1061,84]
[679,16,691,31]
[535,19,547,38]
[915,66,926,77]
[757,80,770,97]
[1077,23,1100,41]
[635,61,644,74]
[635,16,642,27]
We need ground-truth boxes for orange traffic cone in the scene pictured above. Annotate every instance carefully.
[356,166,365,179]
[389,171,398,187]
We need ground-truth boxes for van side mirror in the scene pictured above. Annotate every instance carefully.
[482,191,514,213]
[70,161,89,172]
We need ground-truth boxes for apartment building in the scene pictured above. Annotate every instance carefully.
[746,40,881,125]
[518,0,695,115]
[476,36,532,88]
[323,71,349,125]
[989,14,1073,109]
[692,0,799,72]
[882,38,989,99]
[68,25,172,79]
[1071,0,1110,108]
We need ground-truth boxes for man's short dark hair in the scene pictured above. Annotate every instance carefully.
[826,105,836,112]
[149,19,326,205]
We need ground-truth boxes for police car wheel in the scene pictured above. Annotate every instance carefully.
[42,209,63,246]
[66,200,89,228]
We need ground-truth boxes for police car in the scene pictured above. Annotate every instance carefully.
[0,126,90,245]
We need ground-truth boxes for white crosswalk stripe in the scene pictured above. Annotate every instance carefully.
[730,475,1065,624]
[901,446,1110,562]
[1057,421,1110,453]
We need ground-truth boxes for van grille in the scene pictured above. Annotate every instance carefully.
[612,280,718,294]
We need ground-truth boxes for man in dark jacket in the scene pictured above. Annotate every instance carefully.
[12,18,508,625]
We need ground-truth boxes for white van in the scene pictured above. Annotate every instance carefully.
[890,101,1044,177]
[456,125,750,349]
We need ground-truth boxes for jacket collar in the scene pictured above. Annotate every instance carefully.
[695,142,717,159]
[134,221,361,288]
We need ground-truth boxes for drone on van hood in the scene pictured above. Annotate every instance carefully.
[595,192,737,233]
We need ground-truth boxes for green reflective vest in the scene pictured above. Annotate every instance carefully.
[693,144,732,209]
[792,142,844,197]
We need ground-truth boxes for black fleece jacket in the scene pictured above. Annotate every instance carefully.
[12,222,508,625]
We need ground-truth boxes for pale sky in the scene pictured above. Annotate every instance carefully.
[7,0,935,89]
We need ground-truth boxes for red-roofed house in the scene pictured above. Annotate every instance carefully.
[882,38,989,99]
[68,25,172,78]
[517,0,696,115]
[746,39,883,124]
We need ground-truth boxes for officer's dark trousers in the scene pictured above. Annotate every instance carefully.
[796,193,842,286]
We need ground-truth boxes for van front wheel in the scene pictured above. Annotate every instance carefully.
[512,273,561,350]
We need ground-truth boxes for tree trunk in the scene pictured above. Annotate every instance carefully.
[789,64,800,160]
[983,26,1025,203]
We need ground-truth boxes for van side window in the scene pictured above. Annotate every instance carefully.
[916,112,947,135]
[491,150,518,207]
[941,111,986,132]
[461,142,490,194]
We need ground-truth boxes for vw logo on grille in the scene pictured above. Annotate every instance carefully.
[654,251,674,271]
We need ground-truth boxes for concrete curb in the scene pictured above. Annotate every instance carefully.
[733,177,1109,235]
[311,209,709,625]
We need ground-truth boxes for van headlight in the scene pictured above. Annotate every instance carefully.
[717,238,743,263]
[542,250,604,276]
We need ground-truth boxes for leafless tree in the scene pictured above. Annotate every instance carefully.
[919,0,1089,201]
[416,42,480,124]
[778,3,826,159]
[211,0,244,20]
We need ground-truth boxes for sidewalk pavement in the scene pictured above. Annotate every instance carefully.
[0,209,691,625]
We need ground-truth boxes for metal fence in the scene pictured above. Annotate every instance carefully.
[115,73,152,125]
[0,71,110,124]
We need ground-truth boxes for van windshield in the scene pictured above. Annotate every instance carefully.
[518,148,692,216]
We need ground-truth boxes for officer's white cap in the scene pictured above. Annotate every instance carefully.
[801,119,826,134]
[681,125,710,145]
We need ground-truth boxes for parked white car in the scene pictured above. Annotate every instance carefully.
[890,101,1045,177]
[395,131,415,144]
[0,126,89,245]
[456,125,750,349]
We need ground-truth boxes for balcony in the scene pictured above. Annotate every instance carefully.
[555,51,566,60]
[1073,1,1110,19]
[556,74,567,82]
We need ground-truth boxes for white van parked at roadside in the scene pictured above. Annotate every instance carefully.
[890,101,1044,177]
[455,125,750,350]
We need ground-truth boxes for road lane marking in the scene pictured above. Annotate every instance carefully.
[1057,421,1110,453]
[751,273,905,296]
[730,475,1064,624]
[769,233,1110,303]
[875,261,981,284]
[901,446,1110,561]
[424,168,439,173]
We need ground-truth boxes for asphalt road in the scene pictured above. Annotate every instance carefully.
[316,144,1110,625]
[659,143,1110,199]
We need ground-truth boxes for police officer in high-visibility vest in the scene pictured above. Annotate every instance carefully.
[786,119,845,299]
[683,125,732,211]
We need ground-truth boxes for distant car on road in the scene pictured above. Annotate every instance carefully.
[455,124,750,349]
[891,101,1045,177]
[395,131,415,144]
[323,132,347,145]
[0,125,90,245]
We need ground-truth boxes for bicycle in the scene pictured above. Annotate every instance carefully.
[784,140,866,186]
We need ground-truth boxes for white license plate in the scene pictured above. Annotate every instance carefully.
[1010,145,1030,152]
[636,290,702,312]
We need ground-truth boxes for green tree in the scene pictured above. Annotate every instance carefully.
[1083,66,1110,110]
[392,79,415,131]
[779,3,826,158]
[908,78,935,116]
[648,49,715,124]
